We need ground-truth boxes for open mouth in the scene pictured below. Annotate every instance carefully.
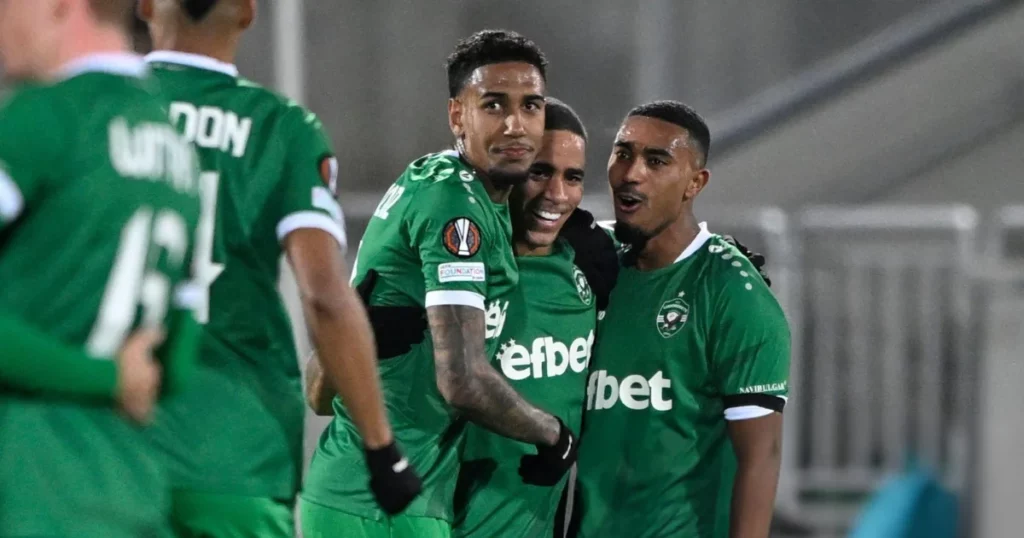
[615,192,644,213]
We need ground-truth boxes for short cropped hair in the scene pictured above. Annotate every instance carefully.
[545,97,587,142]
[181,0,220,21]
[445,29,548,98]
[628,100,711,167]
[88,0,135,25]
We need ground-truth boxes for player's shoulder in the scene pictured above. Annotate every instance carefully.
[698,234,783,316]
[398,150,480,194]
[0,84,76,142]
[0,83,65,116]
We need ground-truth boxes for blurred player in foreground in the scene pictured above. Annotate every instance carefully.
[452,98,617,538]
[302,30,577,538]
[0,1,202,536]
[138,0,420,536]
[575,101,791,538]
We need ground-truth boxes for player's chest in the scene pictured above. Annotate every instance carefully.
[594,271,712,379]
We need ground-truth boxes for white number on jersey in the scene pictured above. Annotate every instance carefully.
[86,208,189,356]
[372,184,405,220]
[192,171,225,323]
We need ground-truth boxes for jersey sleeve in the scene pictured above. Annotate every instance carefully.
[0,89,66,227]
[709,277,791,421]
[406,183,491,311]
[271,107,347,251]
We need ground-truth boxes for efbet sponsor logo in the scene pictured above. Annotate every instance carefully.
[485,300,509,340]
[498,330,594,381]
[586,370,672,411]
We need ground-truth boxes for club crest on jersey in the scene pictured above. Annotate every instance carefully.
[442,217,482,258]
[319,155,339,194]
[656,295,690,338]
[573,266,593,306]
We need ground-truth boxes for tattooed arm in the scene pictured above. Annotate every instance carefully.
[428,304,560,446]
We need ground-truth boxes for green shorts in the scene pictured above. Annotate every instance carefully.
[168,491,294,538]
[299,497,450,538]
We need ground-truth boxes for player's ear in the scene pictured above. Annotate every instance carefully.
[240,0,256,29]
[137,0,154,22]
[448,98,464,139]
[684,169,710,200]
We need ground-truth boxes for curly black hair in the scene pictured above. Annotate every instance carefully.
[445,29,548,98]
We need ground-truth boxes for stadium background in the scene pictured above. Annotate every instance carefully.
[125,1,1024,536]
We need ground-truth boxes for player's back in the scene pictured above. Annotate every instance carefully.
[145,52,347,499]
[0,56,200,538]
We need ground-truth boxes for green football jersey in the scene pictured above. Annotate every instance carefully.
[303,150,519,521]
[453,239,596,538]
[0,55,200,538]
[144,51,347,499]
[577,224,791,538]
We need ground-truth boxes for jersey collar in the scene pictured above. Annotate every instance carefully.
[144,50,239,77]
[58,52,147,80]
[673,222,713,264]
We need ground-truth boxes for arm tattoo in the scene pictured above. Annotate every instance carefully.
[428,304,559,445]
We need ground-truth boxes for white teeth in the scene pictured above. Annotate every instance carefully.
[536,210,562,221]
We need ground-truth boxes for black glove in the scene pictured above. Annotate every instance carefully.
[356,270,429,359]
[558,208,620,311]
[364,441,423,515]
[519,418,579,486]
[722,235,772,287]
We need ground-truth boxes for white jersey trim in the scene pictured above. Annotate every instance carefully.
[725,405,777,421]
[425,290,485,311]
[58,52,147,80]
[673,222,714,264]
[276,211,348,253]
[0,169,24,223]
[144,51,239,77]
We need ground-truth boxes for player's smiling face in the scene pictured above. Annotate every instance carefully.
[0,0,61,79]
[449,61,546,188]
[512,129,586,255]
[607,115,707,240]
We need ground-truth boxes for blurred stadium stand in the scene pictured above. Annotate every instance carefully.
[119,0,1024,536]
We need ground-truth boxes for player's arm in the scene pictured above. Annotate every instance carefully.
[428,304,559,444]
[157,283,203,397]
[728,413,783,538]
[275,108,420,514]
[285,228,389,442]
[709,276,791,538]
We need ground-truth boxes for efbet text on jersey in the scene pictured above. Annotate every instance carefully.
[498,330,594,381]
[586,370,673,411]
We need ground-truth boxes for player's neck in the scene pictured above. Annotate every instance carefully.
[51,28,131,78]
[634,213,700,271]
[155,31,239,65]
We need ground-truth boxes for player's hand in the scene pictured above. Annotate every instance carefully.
[558,208,620,311]
[519,417,578,486]
[722,235,772,287]
[364,441,423,515]
[115,328,165,424]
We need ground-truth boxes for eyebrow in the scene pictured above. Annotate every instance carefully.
[614,140,673,160]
